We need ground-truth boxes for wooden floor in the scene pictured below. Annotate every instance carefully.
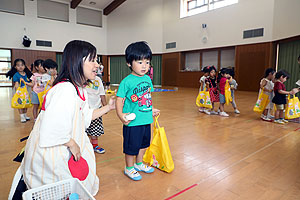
[1,87,300,200]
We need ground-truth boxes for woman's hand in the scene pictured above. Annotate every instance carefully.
[108,96,116,110]
[65,139,81,161]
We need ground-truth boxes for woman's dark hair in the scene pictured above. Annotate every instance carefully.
[53,40,97,87]
[264,68,275,78]
[217,68,230,83]
[125,41,152,67]
[6,58,33,79]
[275,69,290,80]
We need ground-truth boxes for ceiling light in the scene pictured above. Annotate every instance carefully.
[89,1,96,5]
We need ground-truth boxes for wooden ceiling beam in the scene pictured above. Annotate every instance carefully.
[70,0,82,9]
[104,0,126,15]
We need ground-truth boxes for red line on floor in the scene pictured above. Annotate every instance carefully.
[294,127,300,131]
[164,184,198,200]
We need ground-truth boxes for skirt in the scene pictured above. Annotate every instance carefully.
[86,117,104,136]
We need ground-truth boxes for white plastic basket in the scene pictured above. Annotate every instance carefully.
[22,178,95,200]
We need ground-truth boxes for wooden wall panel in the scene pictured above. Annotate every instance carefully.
[162,52,180,86]
[102,55,109,83]
[235,42,275,91]
[162,52,203,88]
[12,49,56,70]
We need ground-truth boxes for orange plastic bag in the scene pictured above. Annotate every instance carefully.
[143,115,174,173]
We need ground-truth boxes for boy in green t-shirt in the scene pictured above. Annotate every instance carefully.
[116,41,160,181]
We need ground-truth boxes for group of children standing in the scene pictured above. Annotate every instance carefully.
[6,58,58,122]
[259,68,297,124]
[198,66,240,117]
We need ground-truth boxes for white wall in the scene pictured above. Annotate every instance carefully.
[163,0,275,53]
[0,0,107,54]
[106,0,163,55]
[272,0,300,41]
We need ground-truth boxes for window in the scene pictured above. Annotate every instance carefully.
[0,49,12,86]
[181,0,238,18]
[184,52,200,71]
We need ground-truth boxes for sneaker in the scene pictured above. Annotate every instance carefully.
[219,111,229,117]
[261,116,272,122]
[204,109,211,115]
[94,146,105,154]
[210,110,218,115]
[274,119,285,124]
[198,108,204,113]
[268,115,274,119]
[134,163,154,173]
[281,119,288,123]
[124,167,142,181]
[20,115,26,123]
[234,109,240,114]
[261,114,265,120]
[25,115,30,121]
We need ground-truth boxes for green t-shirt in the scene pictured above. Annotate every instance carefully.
[117,74,154,126]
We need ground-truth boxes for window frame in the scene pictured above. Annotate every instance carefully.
[0,48,13,87]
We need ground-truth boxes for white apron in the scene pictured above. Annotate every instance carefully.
[20,82,99,196]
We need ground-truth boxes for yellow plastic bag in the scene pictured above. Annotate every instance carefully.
[37,81,51,109]
[196,88,212,109]
[11,80,32,109]
[143,115,174,173]
[225,80,232,105]
[253,89,269,113]
[285,95,300,119]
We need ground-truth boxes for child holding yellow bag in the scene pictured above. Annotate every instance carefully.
[116,41,160,181]
[259,68,275,122]
[272,70,294,124]
[198,66,210,114]
[6,59,34,123]
[217,68,231,117]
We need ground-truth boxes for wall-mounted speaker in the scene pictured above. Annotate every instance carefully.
[22,35,31,47]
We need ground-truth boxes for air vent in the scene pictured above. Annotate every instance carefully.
[36,40,52,47]
[243,28,264,39]
[166,42,176,49]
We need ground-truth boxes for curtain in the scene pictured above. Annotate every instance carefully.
[109,56,130,84]
[152,55,162,86]
[109,55,162,85]
[56,53,62,73]
[277,40,300,91]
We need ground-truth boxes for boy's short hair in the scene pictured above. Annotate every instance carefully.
[44,59,58,70]
[275,69,290,79]
[125,41,152,67]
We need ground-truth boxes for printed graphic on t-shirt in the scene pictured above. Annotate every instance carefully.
[130,81,152,112]
[87,80,99,90]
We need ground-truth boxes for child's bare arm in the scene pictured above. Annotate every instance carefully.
[278,89,292,95]
[116,96,130,125]
[100,95,107,106]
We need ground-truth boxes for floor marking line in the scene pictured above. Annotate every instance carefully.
[164,130,296,199]
[164,184,198,200]
[293,127,300,131]
[96,156,123,165]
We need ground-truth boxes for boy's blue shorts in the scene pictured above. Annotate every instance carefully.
[123,124,151,155]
